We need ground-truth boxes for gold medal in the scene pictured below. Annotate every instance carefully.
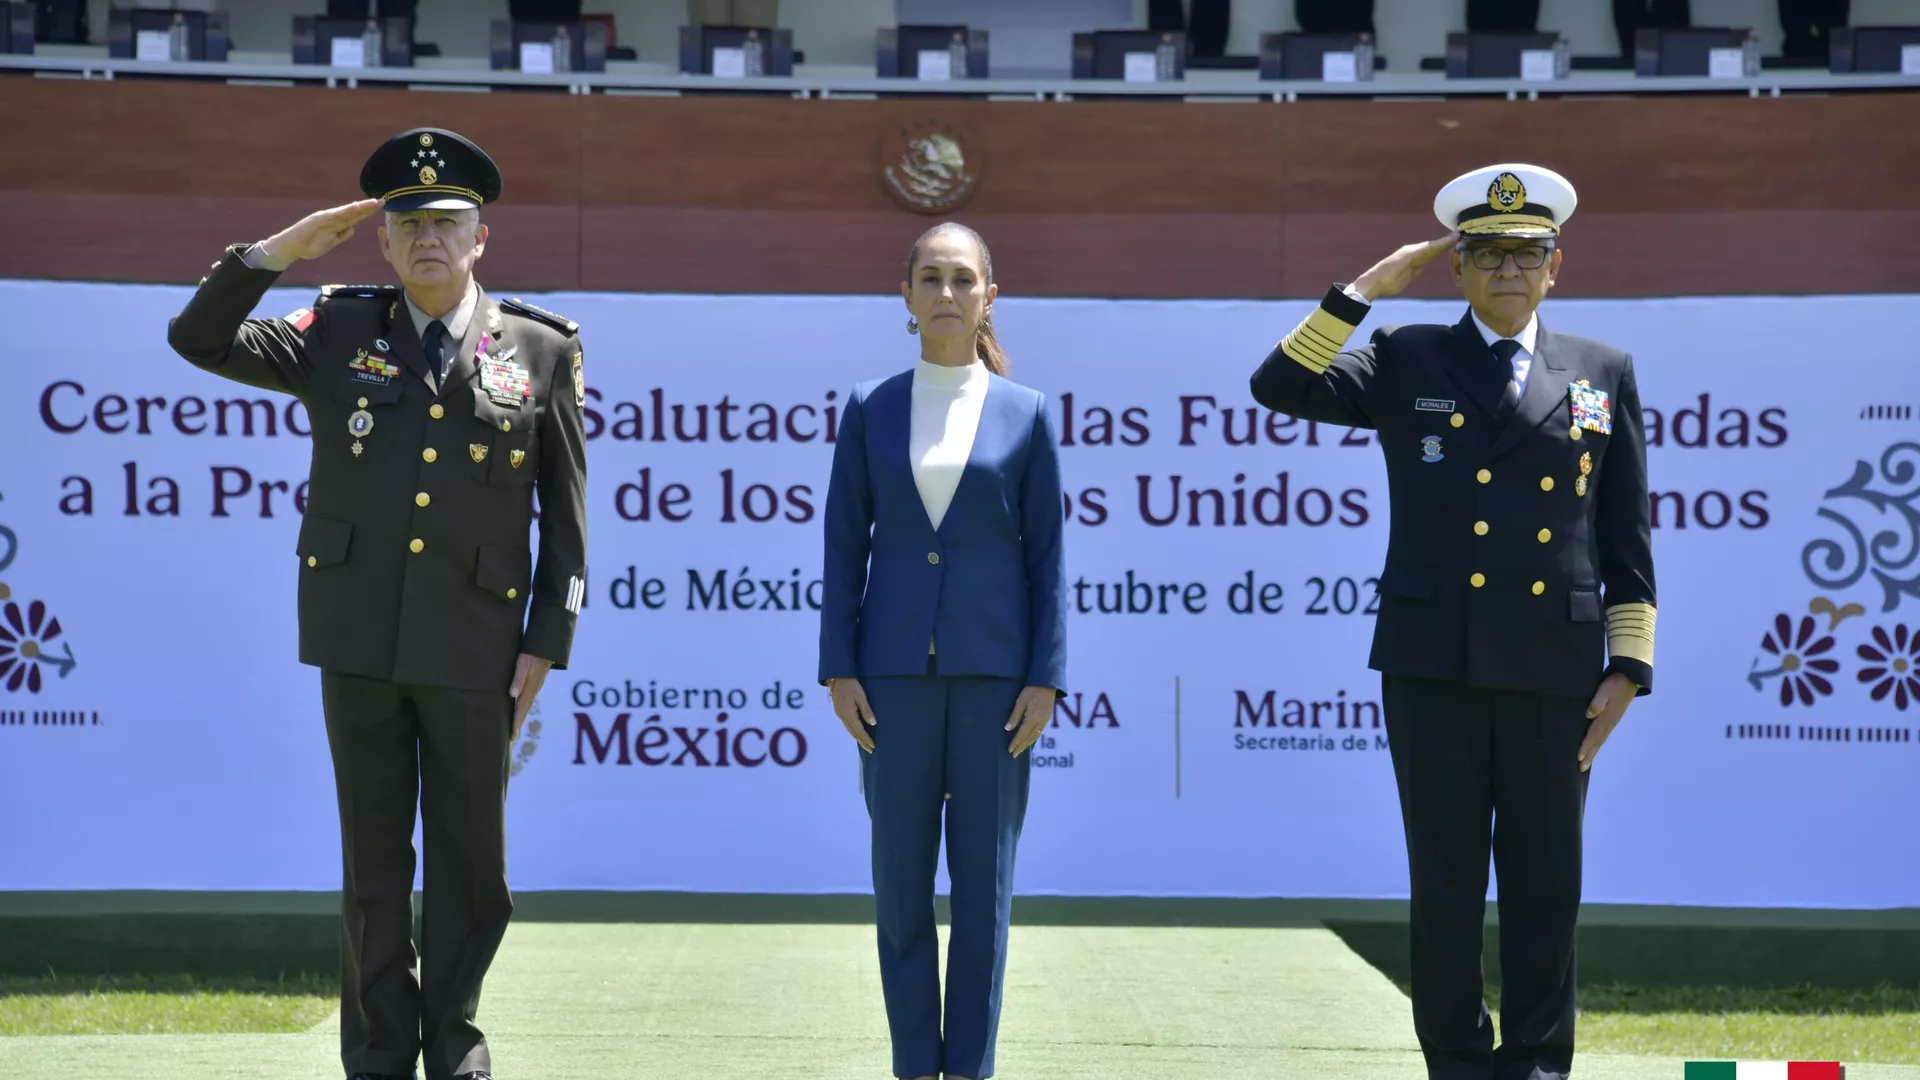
[1579,451,1593,476]
[1575,476,1588,497]
[352,440,364,457]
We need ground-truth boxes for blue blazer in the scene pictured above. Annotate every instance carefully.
[818,369,1067,690]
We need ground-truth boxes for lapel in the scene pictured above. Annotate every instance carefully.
[381,297,434,390]
[1437,312,1509,422]
[440,285,493,400]
[1488,322,1573,460]
[873,373,935,539]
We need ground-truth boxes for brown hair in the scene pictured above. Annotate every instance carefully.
[906,222,1009,376]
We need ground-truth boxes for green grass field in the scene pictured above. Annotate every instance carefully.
[1,904,1916,1079]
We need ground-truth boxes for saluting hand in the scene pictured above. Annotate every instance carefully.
[1352,232,1459,302]
[510,652,552,741]
[1005,686,1056,757]
[256,198,385,268]
[1576,672,1638,772]
[831,678,877,753]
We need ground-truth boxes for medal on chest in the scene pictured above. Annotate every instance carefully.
[1568,380,1612,439]
[476,334,531,407]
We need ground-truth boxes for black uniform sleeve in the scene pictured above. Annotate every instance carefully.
[522,335,589,668]
[1249,284,1379,430]
[1597,354,1656,694]
[165,245,316,394]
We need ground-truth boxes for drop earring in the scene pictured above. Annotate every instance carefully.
[907,317,919,335]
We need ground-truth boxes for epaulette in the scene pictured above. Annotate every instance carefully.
[317,284,401,302]
[502,296,579,335]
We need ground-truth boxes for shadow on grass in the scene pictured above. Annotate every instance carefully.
[0,972,333,997]
[0,916,336,981]
[1328,921,1920,1011]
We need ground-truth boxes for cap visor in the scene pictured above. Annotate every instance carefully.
[1459,223,1558,239]
[383,192,481,211]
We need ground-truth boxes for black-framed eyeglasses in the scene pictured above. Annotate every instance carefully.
[1460,244,1554,271]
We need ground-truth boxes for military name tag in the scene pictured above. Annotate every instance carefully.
[1415,397,1456,413]
[349,348,401,385]
[1568,384,1612,434]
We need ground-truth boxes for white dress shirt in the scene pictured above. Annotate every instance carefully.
[1471,309,1539,396]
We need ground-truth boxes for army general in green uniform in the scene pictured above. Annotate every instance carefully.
[166,129,587,1080]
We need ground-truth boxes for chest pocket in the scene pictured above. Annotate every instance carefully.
[467,388,538,484]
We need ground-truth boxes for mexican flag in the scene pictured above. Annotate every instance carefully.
[1684,1064,1842,1079]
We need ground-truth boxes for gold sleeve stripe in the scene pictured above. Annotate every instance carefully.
[1279,304,1360,374]
[1606,602,1656,665]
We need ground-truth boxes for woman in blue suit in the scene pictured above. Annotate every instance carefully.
[819,222,1067,1080]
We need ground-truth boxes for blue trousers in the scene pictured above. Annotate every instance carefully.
[861,674,1032,1079]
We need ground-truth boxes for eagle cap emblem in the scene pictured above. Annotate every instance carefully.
[1487,171,1527,211]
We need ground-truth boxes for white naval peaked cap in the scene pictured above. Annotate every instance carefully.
[1433,163,1577,239]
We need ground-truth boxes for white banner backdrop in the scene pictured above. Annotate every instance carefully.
[1,281,1917,907]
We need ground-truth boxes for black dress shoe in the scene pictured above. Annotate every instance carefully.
[346,1073,416,1080]
[455,1074,492,1080]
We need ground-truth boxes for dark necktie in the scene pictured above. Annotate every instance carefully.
[1490,338,1522,412]
[423,319,448,382]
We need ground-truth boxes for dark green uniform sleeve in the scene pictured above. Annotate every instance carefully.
[165,245,316,394]
[1249,284,1378,430]
[521,336,588,668]
[1597,355,1656,695]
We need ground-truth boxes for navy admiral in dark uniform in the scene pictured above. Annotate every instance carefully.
[1249,163,1655,1080]
[166,129,588,1080]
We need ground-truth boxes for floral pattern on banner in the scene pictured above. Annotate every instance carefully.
[1749,613,1840,707]
[1857,625,1920,711]
[0,490,81,696]
[1745,442,1920,711]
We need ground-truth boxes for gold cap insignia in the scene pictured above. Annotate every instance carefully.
[419,133,434,147]
[510,449,526,468]
[420,165,438,185]
[1487,171,1527,211]
[470,443,489,463]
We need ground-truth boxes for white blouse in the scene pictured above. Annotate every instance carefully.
[908,358,989,532]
